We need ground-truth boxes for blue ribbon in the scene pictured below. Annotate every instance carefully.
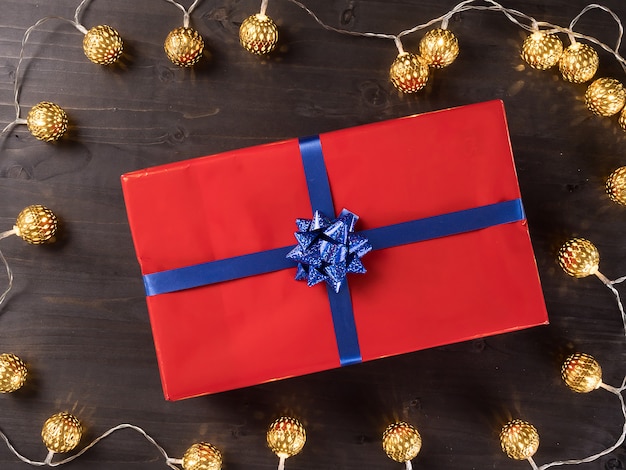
[297,136,362,365]
[142,135,525,367]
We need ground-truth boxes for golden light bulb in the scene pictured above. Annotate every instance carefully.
[382,421,422,463]
[521,31,563,69]
[0,353,27,393]
[239,13,279,55]
[557,238,599,278]
[164,27,204,67]
[419,28,459,68]
[606,166,626,205]
[41,412,83,453]
[26,102,68,142]
[558,42,598,83]
[266,417,306,459]
[83,25,124,65]
[182,442,222,470]
[389,52,429,93]
[14,204,58,245]
[561,352,602,393]
[585,78,626,116]
[500,419,539,460]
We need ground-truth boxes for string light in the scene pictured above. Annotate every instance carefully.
[557,238,626,337]
[500,355,626,470]
[558,353,626,468]
[0,419,214,470]
[0,205,59,310]
[0,0,125,141]
[285,0,626,136]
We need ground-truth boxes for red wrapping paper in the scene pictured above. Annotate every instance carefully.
[121,100,548,400]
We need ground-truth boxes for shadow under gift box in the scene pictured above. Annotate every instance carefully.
[121,100,548,401]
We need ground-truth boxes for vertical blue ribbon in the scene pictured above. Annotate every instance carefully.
[298,136,362,366]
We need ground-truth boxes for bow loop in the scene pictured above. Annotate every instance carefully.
[286,209,372,293]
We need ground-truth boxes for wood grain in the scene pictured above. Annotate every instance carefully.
[1,1,626,469]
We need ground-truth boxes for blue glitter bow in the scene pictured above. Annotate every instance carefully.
[286,209,372,293]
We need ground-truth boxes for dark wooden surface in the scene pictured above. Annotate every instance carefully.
[1,0,626,469]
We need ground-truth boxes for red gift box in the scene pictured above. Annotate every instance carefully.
[121,100,548,401]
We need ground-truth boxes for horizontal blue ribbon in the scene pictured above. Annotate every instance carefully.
[143,199,525,296]
[142,135,525,367]
[142,198,525,296]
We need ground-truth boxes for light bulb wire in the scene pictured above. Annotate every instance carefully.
[285,0,626,72]
[163,0,202,28]
[0,423,182,469]
[528,456,540,470]
[73,0,92,32]
[0,229,16,309]
[535,380,626,470]
[595,271,626,338]
[3,0,626,132]
[1,11,89,139]
[260,0,269,16]
[569,4,623,51]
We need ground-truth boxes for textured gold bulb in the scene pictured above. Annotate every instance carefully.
[26,102,68,142]
[558,42,598,83]
[267,417,306,459]
[41,412,83,453]
[585,78,626,116]
[382,422,422,463]
[419,28,459,68]
[500,419,539,460]
[389,52,429,93]
[164,27,204,67]
[0,353,27,393]
[521,32,563,69]
[83,25,123,65]
[14,204,58,245]
[607,166,626,205]
[561,352,602,393]
[182,442,222,470]
[557,238,599,278]
[239,14,279,55]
